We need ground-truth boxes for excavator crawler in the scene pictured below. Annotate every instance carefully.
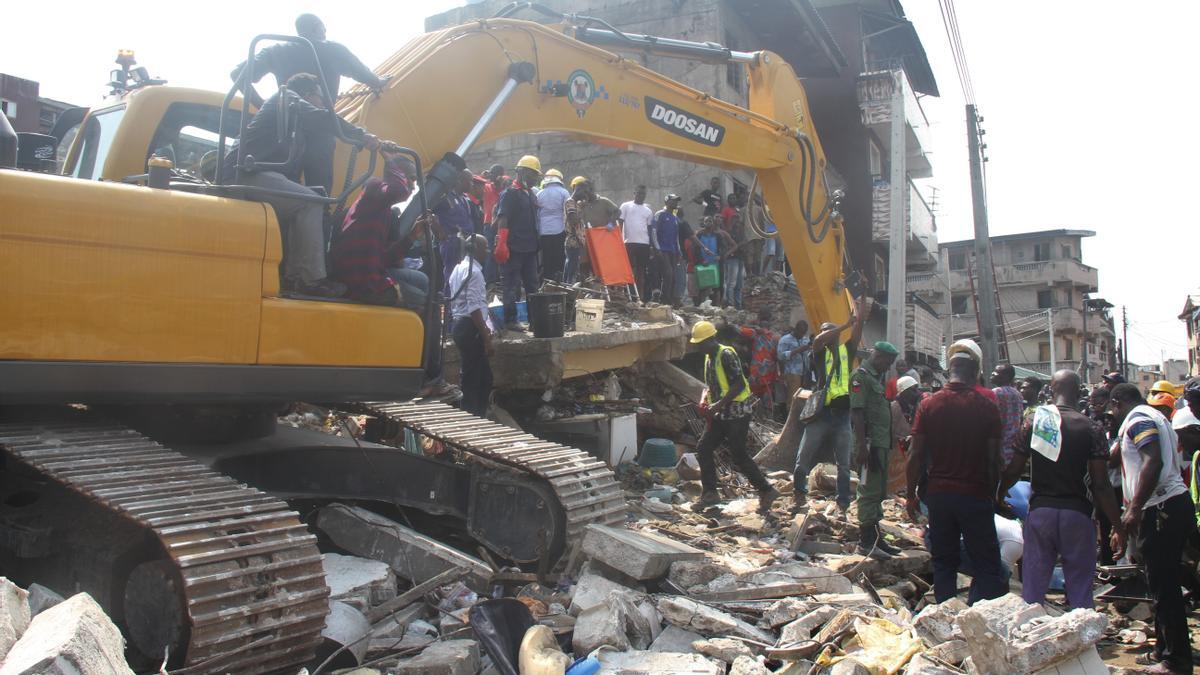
[0,9,853,673]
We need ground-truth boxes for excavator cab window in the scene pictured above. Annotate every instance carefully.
[146,102,240,181]
[70,105,125,180]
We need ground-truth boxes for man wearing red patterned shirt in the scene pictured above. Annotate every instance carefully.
[733,308,779,413]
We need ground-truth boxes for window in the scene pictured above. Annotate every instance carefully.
[1034,242,1051,261]
[868,141,882,180]
[144,102,242,180]
[949,252,967,270]
[71,106,126,180]
[1064,339,1074,360]
[1037,289,1055,309]
[1,98,16,121]
[951,293,970,315]
[1039,342,1051,361]
[1061,244,1072,260]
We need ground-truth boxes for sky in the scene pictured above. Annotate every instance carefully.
[2,1,1193,366]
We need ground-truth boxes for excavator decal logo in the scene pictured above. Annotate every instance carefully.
[566,69,604,118]
[644,97,725,147]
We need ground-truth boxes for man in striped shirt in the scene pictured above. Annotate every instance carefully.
[1109,383,1195,673]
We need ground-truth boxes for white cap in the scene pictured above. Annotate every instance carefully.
[1172,405,1200,430]
[896,376,919,395]
[947,339,982,363]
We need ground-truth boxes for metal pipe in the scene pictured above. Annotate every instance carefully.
[453,61,536,157]
[574,27,757,64]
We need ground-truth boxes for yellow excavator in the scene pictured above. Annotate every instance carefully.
[0,9,854,674]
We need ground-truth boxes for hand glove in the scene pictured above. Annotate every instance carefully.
[605,222,614,231]
[495,229,510,264]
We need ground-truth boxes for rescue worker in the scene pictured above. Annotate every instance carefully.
[792,297,867,514]
[690,321,780,513]
[493,155,542,330]
[851,341,900,558]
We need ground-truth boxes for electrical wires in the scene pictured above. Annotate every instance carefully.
[938,0,975,105]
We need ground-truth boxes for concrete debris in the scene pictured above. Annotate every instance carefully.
[761,597,809,628]
[667,558,733,591]
[0,578,30,659]
[322,552,397,612]
[905,654,960,675]
[0,592,132,675]
[729,654,771,675]
[927,638,970,665]
[655,595,775,644]
[394,639,480,675]
[827,659,872,675]
[692,637,755,663]
[569,563,644,616]
[911,597,968,647]
[572,590,652,654]
[24,585,62,618]
[594,649,724,675]
[955,595,1108,675]
[777,605,840,646]
[737,561,853,594]
[648,625,703,652]
[316,504,492,590]
[320,601,371,669]
[581,524,704,580]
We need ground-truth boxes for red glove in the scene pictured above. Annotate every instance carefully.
[495,229,510,264]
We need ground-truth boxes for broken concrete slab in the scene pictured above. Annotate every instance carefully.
[0,592,132,675]
[323,553,397,612]
[655,596,774,644]
[692,637,754,663]
[827,659,871,675]
[905,654,960,675]
[1005,609,1109,675]
[729,654,770,675]
[928,638,969,665]
[394,639,480,675]
[649,625,703,652]
[667,558,733,591]
[569,563,643,616]
[911,597,968,647]
[737,561,853,594]
[955,594,1048,674]
[0,578,30,659]
[316,504,492,591]
[778,606,840,647]
[581,524,704,581]
[1033,645,1107,675]
[594,650,723,675]
[24,585,61,618]
[761,597,808,628]
[572,590,653,655]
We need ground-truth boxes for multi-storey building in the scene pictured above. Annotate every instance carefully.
[426,0,943,361]
[909,229,1118,382]
[1178,292,1200,378]
[1,74,78,136]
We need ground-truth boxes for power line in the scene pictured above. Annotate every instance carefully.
[938,0,976,104]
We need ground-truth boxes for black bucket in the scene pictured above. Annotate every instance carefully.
[528,292,566,339]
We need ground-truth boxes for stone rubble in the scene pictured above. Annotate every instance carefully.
[0,592,132,675]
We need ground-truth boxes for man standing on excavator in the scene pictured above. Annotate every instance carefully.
[494,155,542,331]
[690,320,781,514]
[231,14,388,195]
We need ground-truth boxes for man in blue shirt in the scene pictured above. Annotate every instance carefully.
[777,320,812,399]
[432,169,476,286]
[650,194,682,305]
[494,155,542,330]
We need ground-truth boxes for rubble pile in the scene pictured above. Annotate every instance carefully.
[0,577,133,675]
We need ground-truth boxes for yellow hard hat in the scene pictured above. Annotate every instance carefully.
[516,155,542,174]
[690,320,717,344]
[570,175,589,189]
[1150,380,1180,396]
[544,168,563,181]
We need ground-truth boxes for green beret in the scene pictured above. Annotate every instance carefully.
[874,341,899,355]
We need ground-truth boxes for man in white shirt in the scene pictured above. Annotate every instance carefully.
[536,169,570,283]
[619,185,654,301]
[1108,383,1194,674]
[449,234,495,417]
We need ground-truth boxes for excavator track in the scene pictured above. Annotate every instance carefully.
[0,417,328,674]
[358,400,626,567]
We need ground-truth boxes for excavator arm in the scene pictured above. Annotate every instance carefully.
[335,17,853,325]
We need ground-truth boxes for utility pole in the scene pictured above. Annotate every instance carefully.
[1122,305,1130,380]
[1048,308,1056,374]
[966,104,999,373]
[885,71,908,352]
[1080,297,1089,383]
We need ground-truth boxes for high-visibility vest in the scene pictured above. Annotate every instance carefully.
[825,343,850,403]
[706,345,751,403]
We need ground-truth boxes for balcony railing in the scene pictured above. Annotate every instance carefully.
[944,260,1098,293]
[856,68,932,178]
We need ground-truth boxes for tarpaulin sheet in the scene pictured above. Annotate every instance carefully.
[586,225,635,287]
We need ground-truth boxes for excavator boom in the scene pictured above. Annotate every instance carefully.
[335,17,853,324]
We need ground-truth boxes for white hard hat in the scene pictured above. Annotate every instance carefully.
[947,339,982,363]
[1171,405,1200,430]
[896,376,919,395]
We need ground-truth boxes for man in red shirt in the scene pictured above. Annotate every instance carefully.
[906,338,1006,604]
